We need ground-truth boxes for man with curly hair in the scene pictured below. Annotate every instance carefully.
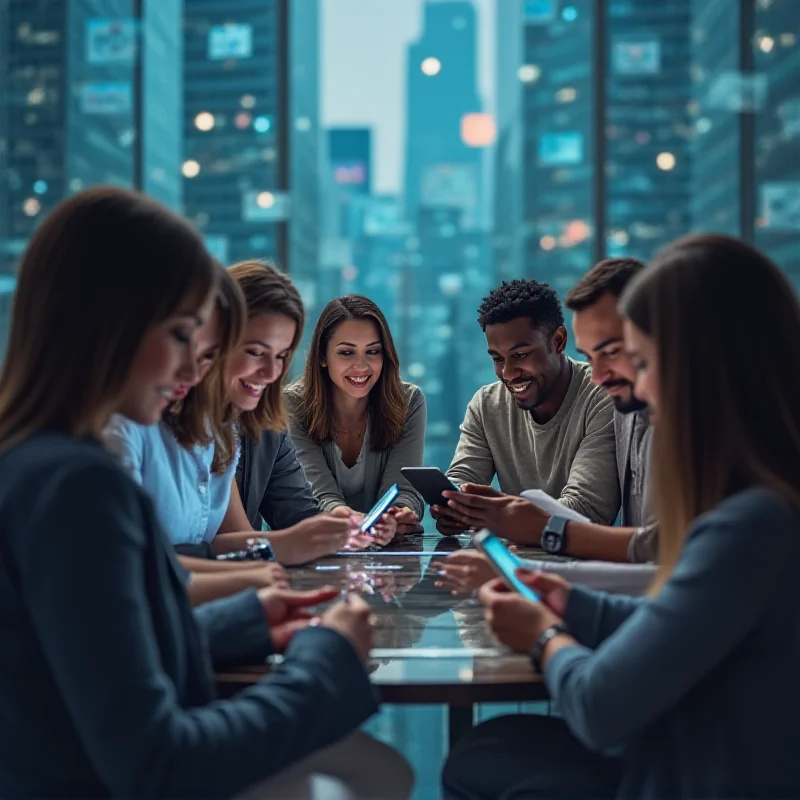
[433,279,619,539]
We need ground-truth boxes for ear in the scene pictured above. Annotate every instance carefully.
[552,325,568,355]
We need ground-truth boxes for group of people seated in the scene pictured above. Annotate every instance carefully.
[1,185,799,799]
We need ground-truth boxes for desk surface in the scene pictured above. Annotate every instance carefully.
[216,533,556,706]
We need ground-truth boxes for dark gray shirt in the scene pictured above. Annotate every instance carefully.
[546,486,800,798]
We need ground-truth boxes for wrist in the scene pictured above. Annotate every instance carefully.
[530,623,571,673]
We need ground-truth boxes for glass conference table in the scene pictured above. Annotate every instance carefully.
[215,532,555,746]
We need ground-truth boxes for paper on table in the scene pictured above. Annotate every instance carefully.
[520,489,590,524]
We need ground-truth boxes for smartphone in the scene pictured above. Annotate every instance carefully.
[360,483,400,533]
[400,467,459,507]
[473,529,540,602]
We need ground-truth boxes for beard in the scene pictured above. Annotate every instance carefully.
[604,381,647,414]
[506,375,550,411]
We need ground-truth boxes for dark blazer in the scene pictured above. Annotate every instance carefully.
[0,432,377,799]
[236,428,320,530]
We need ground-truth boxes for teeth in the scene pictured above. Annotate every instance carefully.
[158,388,174,398]
[347,376,369,384]
[242,381,266,392]
[510,382,531,393]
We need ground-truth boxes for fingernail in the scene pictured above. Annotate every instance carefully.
[436,569,446,576]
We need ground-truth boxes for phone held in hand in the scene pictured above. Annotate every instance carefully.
[473,529,540,602]
[360,483,400,534]
[400,466,459,507]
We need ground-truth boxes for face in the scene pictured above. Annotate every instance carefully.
[171,308,222,401]
[226,312,297,411]
[486,317,565,410]
[118,294,214,425]
[324,318,384,400]
[572,292,646,414]
[624,319,660,424]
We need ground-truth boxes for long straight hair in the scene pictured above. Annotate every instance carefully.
[620,233,800,590]
[298,295,406,451]
[163,269,246,472]
[227,261,305,441]
[0,187,217,452]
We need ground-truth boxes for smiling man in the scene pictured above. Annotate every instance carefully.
[434,279,619,535]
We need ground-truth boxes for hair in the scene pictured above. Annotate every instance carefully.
[0,186,217,453]
[163,268,246,473]
[228,261,305,441]
[565,257,646,312]
[299,295,406,451]
[619,233,800,591]
[477,279,564,337]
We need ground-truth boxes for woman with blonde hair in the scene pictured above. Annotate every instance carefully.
[443,234,800,799]
[286,295,426,543]
[0,187,411,799]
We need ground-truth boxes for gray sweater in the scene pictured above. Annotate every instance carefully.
[285,381,426,519]
[547,486,800,798]
[446,359,619,524]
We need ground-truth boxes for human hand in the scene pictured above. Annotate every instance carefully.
[257,586,339,651]
[477,578,562,654]
[329,505,359,520]
[434,550,496,595]
[268,515,351,565]
[321,593,374,664]
[442,484,548,544]
[515,568,572,617]
[431,502,470,536]
[387,505,421,535]
[241,561,290,590]
[369,512,398,546]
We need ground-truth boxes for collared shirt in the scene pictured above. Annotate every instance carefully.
[103,415,239,545]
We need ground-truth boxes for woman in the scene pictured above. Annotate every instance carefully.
[442,234,800,799]
[107,261,354,571]
[286,295,426,540]
[0,187,412,798]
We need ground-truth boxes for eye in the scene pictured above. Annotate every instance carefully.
[337,350,354,357]
[366,348,382,356]
[491,356,503,364]
[171,328,193,345]
[246,349,265,358]
[513,352,531,360]
[602,348,621,360]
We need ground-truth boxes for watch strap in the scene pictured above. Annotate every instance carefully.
[530,623,571,674]
[540,514,569,554]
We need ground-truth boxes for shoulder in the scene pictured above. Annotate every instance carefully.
[469,381,509,411]
[401,382,426,410]
[283,380,304,417]
[569,359,614,416]
[695,487,800,537]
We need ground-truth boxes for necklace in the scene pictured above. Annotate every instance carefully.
[334,411,368,438]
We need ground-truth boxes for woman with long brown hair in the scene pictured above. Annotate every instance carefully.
[443,234,800,799]
[0,187,405,798]
[286,295,426,541]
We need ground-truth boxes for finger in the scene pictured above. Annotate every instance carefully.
[477,577,510,605]
[445,503,481,526]
[345,593,372,615]
[443,492,493,509]
[282,587,339,607]
[517,568,569,592]
[461,483,503,497]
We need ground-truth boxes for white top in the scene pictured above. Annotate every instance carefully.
[333,422,370,511]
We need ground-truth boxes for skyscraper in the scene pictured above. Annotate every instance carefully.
[404,0,484,229]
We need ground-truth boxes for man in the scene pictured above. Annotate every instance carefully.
[434,278,619,535]
[440,260,657,564]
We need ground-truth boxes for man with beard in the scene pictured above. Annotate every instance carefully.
[438,261,657,565]
[433,279,619,535]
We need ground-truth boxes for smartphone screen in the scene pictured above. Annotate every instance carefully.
[476,532,540,602]
[360,483,400,533]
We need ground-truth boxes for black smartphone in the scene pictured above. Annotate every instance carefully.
[400,467,459,507]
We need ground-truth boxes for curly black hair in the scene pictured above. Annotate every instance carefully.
[477,279,564,335]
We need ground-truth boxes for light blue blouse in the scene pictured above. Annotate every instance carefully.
[103,415,239,545]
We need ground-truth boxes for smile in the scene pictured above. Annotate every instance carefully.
[508,381,531,394]
[346,376,370,386]
[240,379,267,397]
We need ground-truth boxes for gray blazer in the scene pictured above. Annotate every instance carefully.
[284,381,426,519]
[0,432,378,798]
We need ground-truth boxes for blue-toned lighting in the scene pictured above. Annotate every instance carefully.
[253,115,271,133]
[562,6,578,21]
[33,180,48,195]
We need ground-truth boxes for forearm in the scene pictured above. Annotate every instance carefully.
[178,554,265,572]
[211,531,264,555]
[564,521,636,562]
[187,571,266,606]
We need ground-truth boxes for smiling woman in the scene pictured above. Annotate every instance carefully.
[286,295,427,538]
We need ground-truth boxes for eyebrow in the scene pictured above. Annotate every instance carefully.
[176,311,204,326]
[488,341,534,355]
[591,337,623,352]
[335,340,382,347]
[244,339,271,349]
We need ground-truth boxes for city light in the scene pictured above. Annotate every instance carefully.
[758,36,775,53]
[780,33,796,47]
[295,116,311,132]
[517,64,541,83]
[421,57,441,76]
[255,191,275,209]
[234,112,252,129]
[565,219,590,243]
[33,180,48,195]
[555,87,577,103]
[461,113,496,147]
[182,159,201,178]
[609,230,630,247]
[240,94,256,109]
[562,6,578,22]
[253,115,271,133]
[696,117,712,134]
[540,235,557,251]
[342,264,358,281]
[27,87,45,105]
[194,111,215,131]
[656,151,676,170]
[22,197,41,217]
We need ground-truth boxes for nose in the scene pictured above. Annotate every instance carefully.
[591,360,611,387]
[257,354,282,385]
[633,371,649,405]
[177,348,200,387]
[501,360,518,382]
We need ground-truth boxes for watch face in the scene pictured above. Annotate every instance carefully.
[543,531,561,553]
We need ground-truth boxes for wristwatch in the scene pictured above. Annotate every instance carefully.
[246,537,276,561]
[540,515,569,555]
[530,623,571,673]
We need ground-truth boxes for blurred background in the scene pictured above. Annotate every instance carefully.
[2,1,799,793]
